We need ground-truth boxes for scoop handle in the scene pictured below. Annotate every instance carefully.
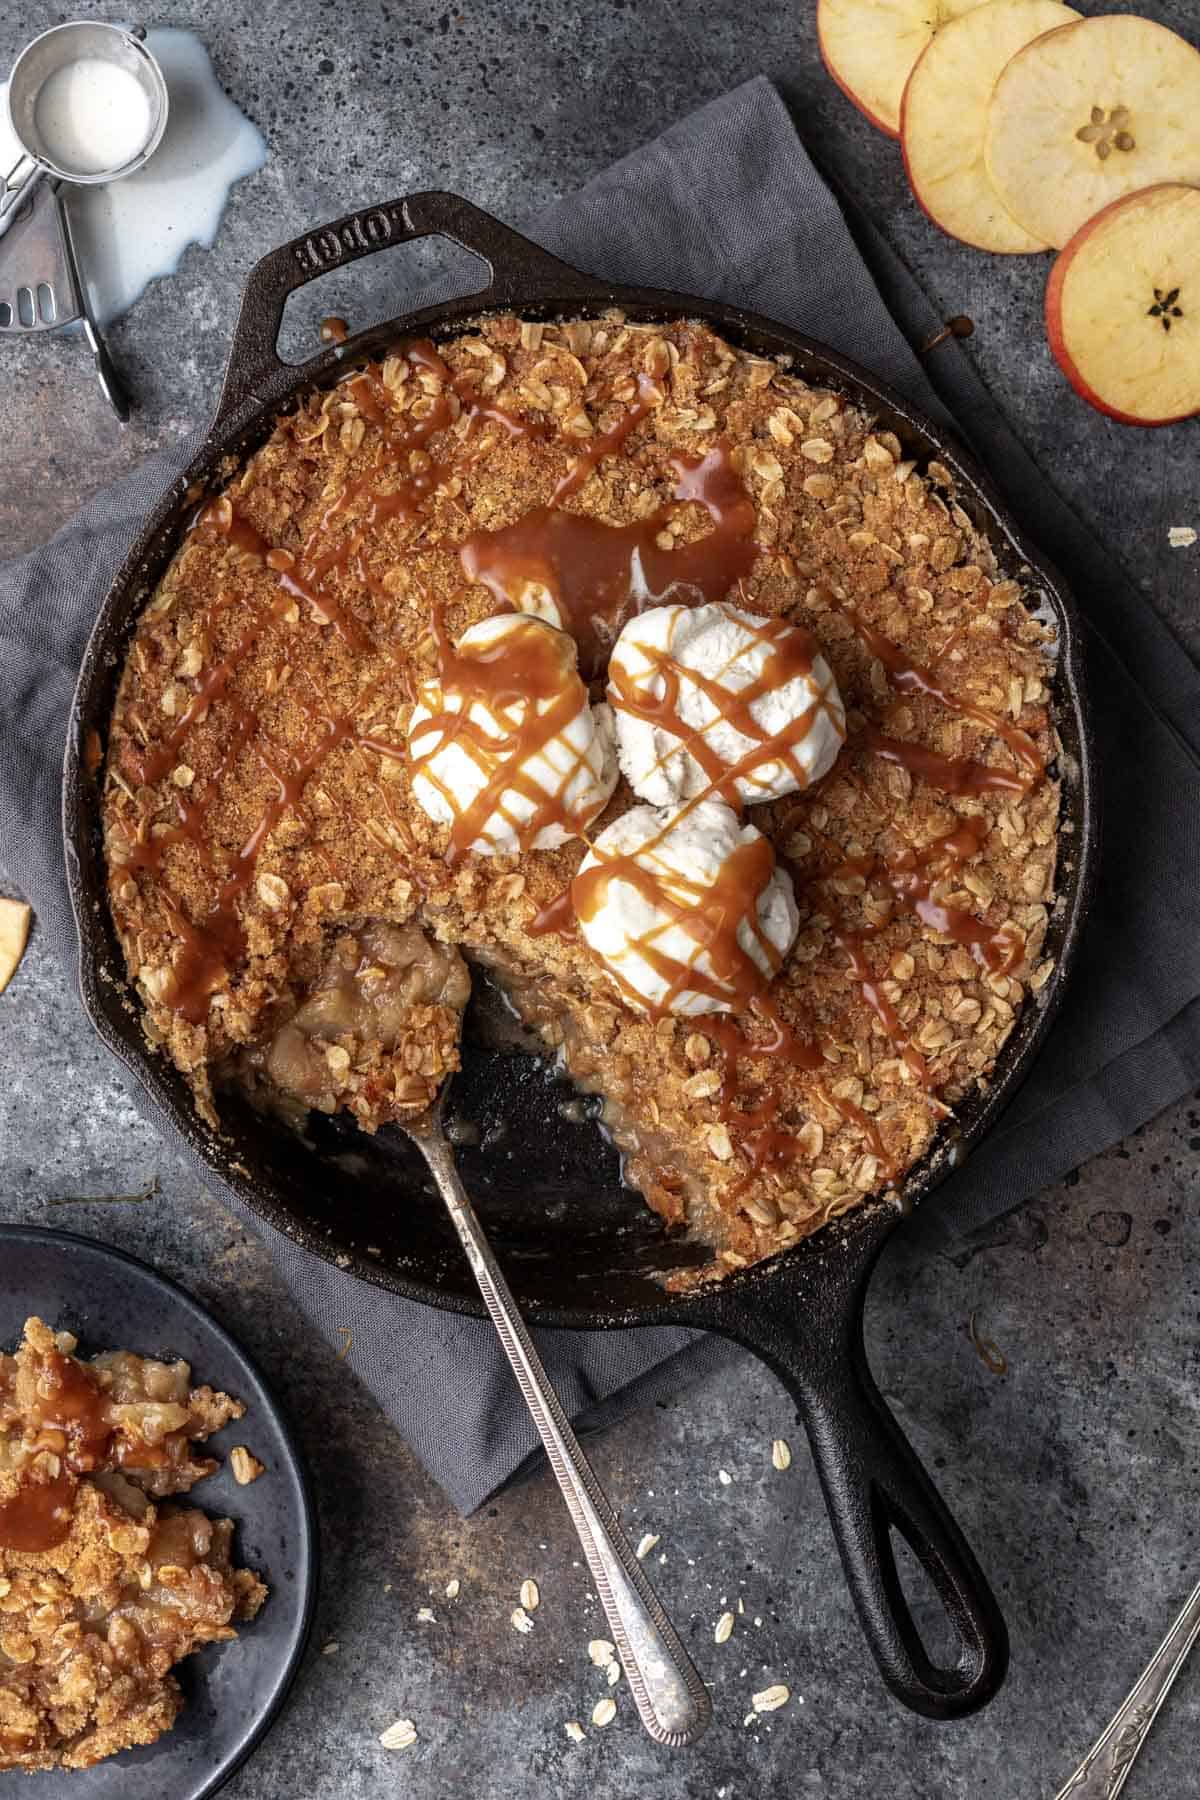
[408,1116,712,1749]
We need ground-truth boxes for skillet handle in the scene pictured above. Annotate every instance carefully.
[213,190,596,430]
[688,1211,1008,1719]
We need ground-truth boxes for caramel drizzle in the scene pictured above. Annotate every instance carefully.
[0,1349,118,1552]
[861,727,1031,797]
[707,998,897,1192]
[130,590,294,788]
[124,697,259,875]
[819,817,1023,978]
[164,705,357,1023]
[204,503,371,652]
[411,608,601,865]
[119,336,536,1018]
[460,430,759,677]
[607,610,843,804]
[571,824,785,1017]
[704,811,1015,1198]
[528,885,577,939]
[846,607,1045,781]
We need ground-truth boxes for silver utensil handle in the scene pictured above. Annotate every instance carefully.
[415,1126,711,1746]
[56,191,131,421]
[0,153,40,243]
[1055,1574,1200,1799]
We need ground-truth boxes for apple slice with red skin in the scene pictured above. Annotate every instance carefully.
[1046,182,1200,426]
[901,0,1079,253]
[986,14,1200,251]
[818,0,990,138]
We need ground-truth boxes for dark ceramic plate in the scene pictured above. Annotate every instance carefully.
[0,1226,316,1798]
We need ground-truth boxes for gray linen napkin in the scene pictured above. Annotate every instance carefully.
[3,77,1199,1512]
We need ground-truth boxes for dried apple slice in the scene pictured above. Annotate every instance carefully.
[0,897,31,995]
[986,14,1200,250]
[1045,182,1200,425]
[901,0,1079,252]
[818,0,991,138]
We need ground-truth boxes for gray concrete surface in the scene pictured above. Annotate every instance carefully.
[2,1,1199,1796]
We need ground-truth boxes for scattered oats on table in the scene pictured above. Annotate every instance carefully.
[635,1532,660,1559]
[379,1718,418,1751]
[511,1605,535,1634]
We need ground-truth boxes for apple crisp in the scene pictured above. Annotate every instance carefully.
[102,311,1061,1277]
[0,1318,266,1773]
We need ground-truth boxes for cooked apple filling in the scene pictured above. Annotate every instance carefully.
[229,920,470,1128]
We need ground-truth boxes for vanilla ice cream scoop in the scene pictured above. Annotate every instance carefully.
[407,613,618,858]
[607,602,846,809]
[572,799,799,1016]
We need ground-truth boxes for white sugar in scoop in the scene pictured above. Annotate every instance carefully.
[4,23,168,193]
[32,58,153,178]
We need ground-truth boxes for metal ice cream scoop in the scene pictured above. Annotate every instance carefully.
[1,21,169,417]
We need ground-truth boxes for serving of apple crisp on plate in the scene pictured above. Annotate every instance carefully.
[0,1316,265,1775]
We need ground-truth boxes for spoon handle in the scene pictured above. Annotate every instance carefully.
[413,1123,711,1746]
[1054,1574,1200,1799]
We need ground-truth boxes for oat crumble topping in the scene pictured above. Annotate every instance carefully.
[102,312,1061,1280]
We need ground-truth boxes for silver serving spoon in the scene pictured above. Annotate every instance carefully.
[1054,1572,1200,1798]
[404,1100,712,1746]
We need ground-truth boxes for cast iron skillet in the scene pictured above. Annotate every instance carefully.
[63,191,1097,1722]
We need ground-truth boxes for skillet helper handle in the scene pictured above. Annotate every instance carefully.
[411,1123,712,1748]
[214,189,596,429]
[696,1216,1008,1720]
